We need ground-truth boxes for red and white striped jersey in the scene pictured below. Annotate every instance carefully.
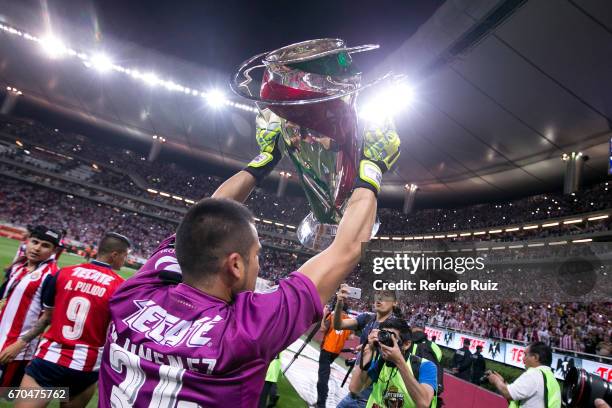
[36,261,124,371]
[0,259,58,360]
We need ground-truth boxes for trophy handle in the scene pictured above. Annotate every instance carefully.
[231,51,392,106]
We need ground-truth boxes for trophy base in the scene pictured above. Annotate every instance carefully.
[296,212,380,252]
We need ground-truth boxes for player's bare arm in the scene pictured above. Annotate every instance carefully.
[299,119,400,304]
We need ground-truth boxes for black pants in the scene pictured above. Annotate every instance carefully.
[258,381,278,408]
[316,349,339,408]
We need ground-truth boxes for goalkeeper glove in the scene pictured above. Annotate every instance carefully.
[244,109,283,183]
[354,117,400,196]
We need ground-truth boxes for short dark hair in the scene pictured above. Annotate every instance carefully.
[98,232,131,256]
[175,198,256,281]
[527,341,552,366]
[379,318,411,343]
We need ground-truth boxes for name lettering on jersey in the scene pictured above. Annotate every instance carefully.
[63,280,108,297]
[123,300,223,348]
[113,335,217,374]
[71,267,116,285]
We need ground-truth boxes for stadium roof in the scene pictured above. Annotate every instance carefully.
[0,0,610,207]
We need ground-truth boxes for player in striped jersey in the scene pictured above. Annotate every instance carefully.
[14,232,131,408]
[0,225,60,387]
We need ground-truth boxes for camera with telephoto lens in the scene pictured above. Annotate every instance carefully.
[563,367,611,407]
[377,329,395,347]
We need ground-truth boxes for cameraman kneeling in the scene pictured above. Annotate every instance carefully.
[350,318,437,408]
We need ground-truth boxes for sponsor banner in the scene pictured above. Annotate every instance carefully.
[582,359,612,382]
[427,327,506,363]
[427,326,612,381]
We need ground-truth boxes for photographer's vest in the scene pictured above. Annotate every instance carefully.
[508,367,561,408]
[412,341,444,394]
[265,354,282,383]
[366,355,437,408]
[411,342,442,363]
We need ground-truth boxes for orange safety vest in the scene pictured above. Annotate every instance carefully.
[322,314,352,354]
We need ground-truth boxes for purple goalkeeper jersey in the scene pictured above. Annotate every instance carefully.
[98,235,322,407]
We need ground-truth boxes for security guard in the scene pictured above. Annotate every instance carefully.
[487,342,561,408]
[451,338,472,381]
[471,345,486,385]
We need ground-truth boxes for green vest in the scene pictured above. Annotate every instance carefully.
[265,354,282,383]
[508,367,561,408]
[366,356,437,408]
[412,342,443,363]
[430,343,442,363]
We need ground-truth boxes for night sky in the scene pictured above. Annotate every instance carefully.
[29,0,444,74]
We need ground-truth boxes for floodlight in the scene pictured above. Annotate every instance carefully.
[359,81,415,123]
[40,35,67,58]
[206,90,227,108]
[90,53,113,73]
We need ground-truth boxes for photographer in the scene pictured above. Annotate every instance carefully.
[350,318,437,408]
[335,287,401,408]
[487,341,561,408]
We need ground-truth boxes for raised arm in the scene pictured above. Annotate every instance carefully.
[299,118,400,304]
[211,109,282,203]
[212,171,257,202]
[333,286,359,330]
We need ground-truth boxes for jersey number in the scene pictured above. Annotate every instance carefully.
[62,296,91,340]
[109,343,196,408]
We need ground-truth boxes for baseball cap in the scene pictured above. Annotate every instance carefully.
[30,225,61,247]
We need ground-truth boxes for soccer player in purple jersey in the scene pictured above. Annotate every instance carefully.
[98,110,400,407]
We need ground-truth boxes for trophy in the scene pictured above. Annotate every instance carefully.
[231,39,388,250]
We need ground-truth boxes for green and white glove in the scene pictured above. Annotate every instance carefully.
[355,117,400,195]
[244,109,283,183]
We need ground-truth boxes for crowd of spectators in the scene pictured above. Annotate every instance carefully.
[405,301,611,356]
[2,114,612,356]
[2,114,611,238]
[0,115,307,222]
[378,181,611,235]
[0,177,173,257]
